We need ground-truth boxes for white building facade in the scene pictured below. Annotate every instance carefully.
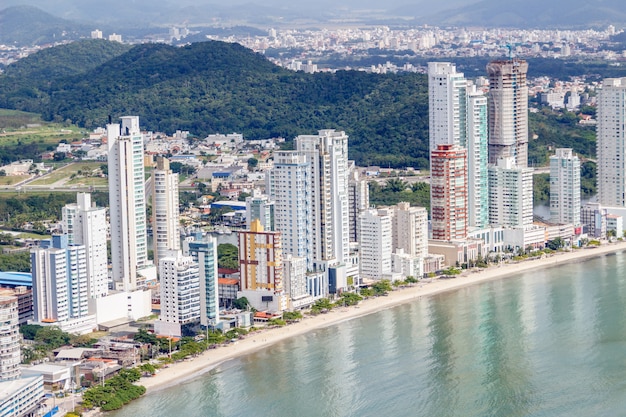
[597,77,626,206]
[62,193,108,298]
[152,157,180,268]
[550,148,581,225]
[359,209,392,280]
[488,157,534,228]
[107,116,148,291]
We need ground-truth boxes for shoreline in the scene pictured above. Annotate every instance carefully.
[139,241,626,393]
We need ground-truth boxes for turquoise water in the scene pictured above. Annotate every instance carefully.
[111,251,626,417]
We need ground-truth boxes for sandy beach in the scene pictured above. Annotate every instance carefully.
[140,241,626,393]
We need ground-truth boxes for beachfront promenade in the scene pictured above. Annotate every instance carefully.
[138,241,626,393]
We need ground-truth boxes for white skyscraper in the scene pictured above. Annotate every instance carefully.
[185,234,219,327]
[152,157,180,268]
[428,62,467,151]
[155,251,200,337]
[488,157,534,228]
[597,77,626,206]
[295,130,350,267]
[245,191,275,231]
[269,151,313,270]
[62,193,108,298]
[550,149,581,225]
[359,209,392,280]
[30,235,94,334]
[107,116,148,291]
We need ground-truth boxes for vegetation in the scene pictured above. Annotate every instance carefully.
[369,180,430,210]
[21,325,98,364]
[217,243,239,270]
[82,368,145,412]
[0,40,429,168]
[0,252,30,272]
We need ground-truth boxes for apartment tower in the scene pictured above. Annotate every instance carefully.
[152,157,180,268]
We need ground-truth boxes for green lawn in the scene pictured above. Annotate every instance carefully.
[30,162,103,185]
[0,176,29,186]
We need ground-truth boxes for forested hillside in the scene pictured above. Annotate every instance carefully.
[0,40,429,168]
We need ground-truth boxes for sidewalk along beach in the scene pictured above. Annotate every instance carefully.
[139,241,626,393]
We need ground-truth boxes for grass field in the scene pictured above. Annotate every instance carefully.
[0,176,29,186]
[29,162,103,186]
[0,109,85,147]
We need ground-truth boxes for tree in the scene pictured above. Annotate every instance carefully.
[384,178,408,192]
[247,157,259,171]
[0,170,5,176]
[217,243,239,270]
[20,324,43,340]
[53,152,66,161]
[546,237,565,250]
[232,297,250,310]
[371,280,393,295]
[283,311,303,322]
[35,326,70,349]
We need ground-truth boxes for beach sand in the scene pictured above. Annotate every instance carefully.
[140,242,626,392]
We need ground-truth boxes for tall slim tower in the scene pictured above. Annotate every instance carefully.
[428,62,467,151]
[466,85,489,228]
[392,202,428,259]
[348,169,369,244]
[550,149,581,225]
[486,59,529,167]
[62,193,108,298]
[107,116,148,291]
[359,209,392,280]
[430,144,468,241]
[597,77,626,206]
[269,151,313,270]
[295,130,350,266]
[185,234,219,327]
[152,157,180,268]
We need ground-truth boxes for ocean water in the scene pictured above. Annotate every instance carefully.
[111,251,626,417]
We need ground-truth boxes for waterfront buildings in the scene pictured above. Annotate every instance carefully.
[486,59,529,167]
[62,193,108,298]
[155,251,200,337]
[185,234,220,327]
[550,148,581,225]
[428,62,488,230]
[430,145,468,240]
[238,220,285,312]
[597,77,626,206]
[152,157,180,268]
[295,130,350,268]
[107,116,149,291]
[392,202,428,259]
[359,209,392,280]
[488,157,534,228]
[269,151,313,270]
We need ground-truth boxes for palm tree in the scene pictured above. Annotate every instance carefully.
[384,178,408,192]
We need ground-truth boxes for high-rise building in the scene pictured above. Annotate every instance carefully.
[486,59,529,167]
[0,296,20,380]
[185,234,219,327]
[62,193,108,298]
[428,63,488,229]
[550,149,581,225]
[30,235,94,334]
[430,145,468,241]
[107,116,148,291]
[348,169,369,244]
[282,255,312,309]
[245,191,275,231]
[392,202,429,258]
[155,251,200,337]
[359,209,392,280]
[269,151,313,270]
[428,62,467,151]
[488,157,534,228]
[466,85,490,228]
[597,77,626,206]
[295,130,350,267]
[238,220,285,312]
[152,157,180,268]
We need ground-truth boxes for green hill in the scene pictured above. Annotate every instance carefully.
[0,40,430,168]
[0,6,92,46]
